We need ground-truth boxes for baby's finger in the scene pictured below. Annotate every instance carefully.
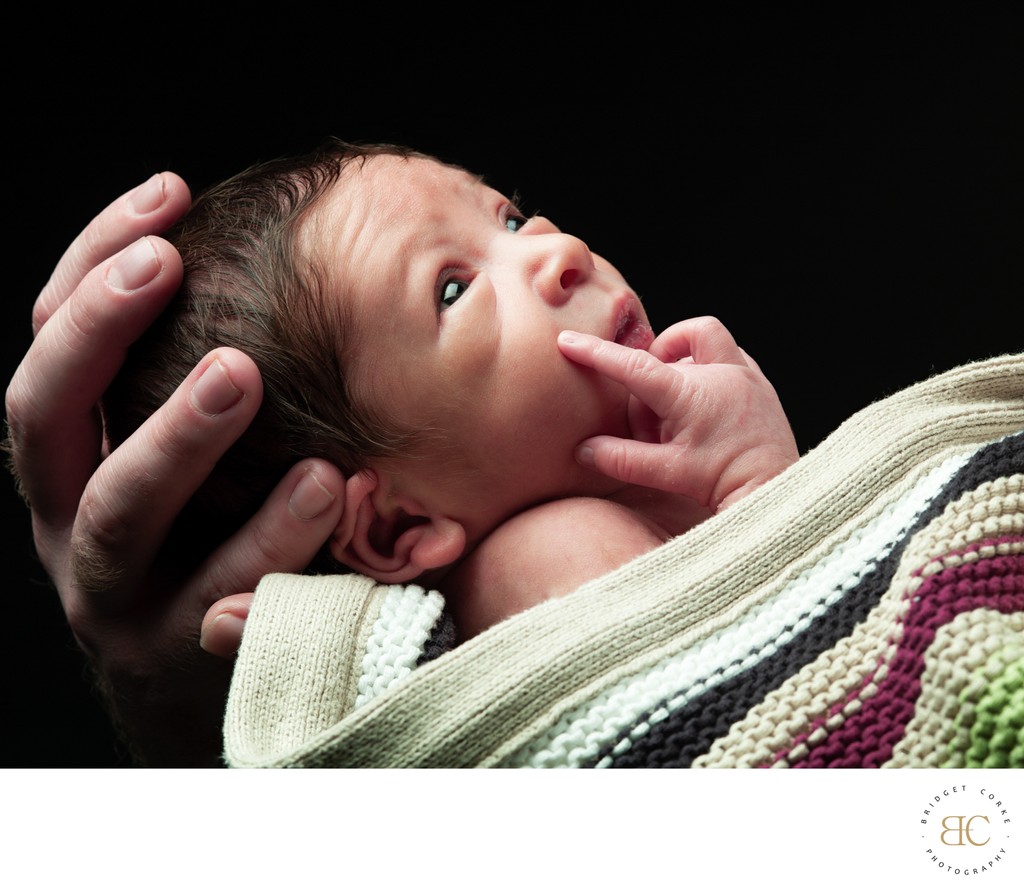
[575,435,697,497]
[558,331,687,419]
[200,593,254,659]
[191,458,346,613]
[34,173,191,333]
[649,316,746,367]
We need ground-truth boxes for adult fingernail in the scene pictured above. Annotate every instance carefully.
[289,470,336,520]
[200,612,247,657]
[558,331,580,346]
[576,445,595,467]
[129,173,166,214]
[107,237,160,292]
[190,359,243,415]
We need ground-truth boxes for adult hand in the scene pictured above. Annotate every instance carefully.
[5,174,345,766]
[558,316,799,512]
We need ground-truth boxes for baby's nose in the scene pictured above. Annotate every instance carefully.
[534,233,594,306]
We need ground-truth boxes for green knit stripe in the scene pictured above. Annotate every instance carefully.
[889,610,1022,767]
[962,641,1024,768]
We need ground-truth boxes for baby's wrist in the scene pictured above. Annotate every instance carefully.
[712,447,798,513]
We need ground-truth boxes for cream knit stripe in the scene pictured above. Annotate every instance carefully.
[885,609,1023,768]
[224,572,384,767]
[503,452,970,768]
[246,356,1024,767]
[355,585,446,710]
[692,477,1024,768]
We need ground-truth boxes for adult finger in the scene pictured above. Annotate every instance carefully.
[34,172,191,333]
[6,236,185,532]
[69,348,265,606]
[200,593,254,659]
[649,316,747,366]
[558,330,688,419]
[190,458,346,612]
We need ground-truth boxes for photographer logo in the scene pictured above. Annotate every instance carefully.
[919,783,1013,876]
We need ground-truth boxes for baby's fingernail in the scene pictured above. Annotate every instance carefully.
[289,470,336,520]
[558,331,580,346]
[576,445,595,467]
[107,237,161,292]
[129,173,166,214]
[190,358,243,415]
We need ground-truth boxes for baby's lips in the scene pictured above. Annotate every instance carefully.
[614,314,655,351]
[610,294,655,351]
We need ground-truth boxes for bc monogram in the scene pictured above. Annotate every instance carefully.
[939,814,990,847]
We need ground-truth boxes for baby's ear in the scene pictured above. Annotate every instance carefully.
[329,470,466,584]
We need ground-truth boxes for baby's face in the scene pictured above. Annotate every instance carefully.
[309,154,654,544]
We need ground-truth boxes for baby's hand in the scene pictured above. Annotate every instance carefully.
[558,316,799,511]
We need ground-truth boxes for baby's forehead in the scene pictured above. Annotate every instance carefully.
[353,154,490,215]
[304,154,497,256]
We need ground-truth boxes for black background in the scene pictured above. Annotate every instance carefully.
[5,17,1021,767]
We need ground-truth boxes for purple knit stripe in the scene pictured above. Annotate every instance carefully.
[767,538,1023,768]
[796,549,1023,767]
[767,539,1024,768]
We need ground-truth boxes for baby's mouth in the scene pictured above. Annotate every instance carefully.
[613,304,655,351]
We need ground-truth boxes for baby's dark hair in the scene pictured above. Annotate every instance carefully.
[103,138,434,572]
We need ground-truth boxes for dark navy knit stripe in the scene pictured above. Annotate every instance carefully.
[418,606,458,667]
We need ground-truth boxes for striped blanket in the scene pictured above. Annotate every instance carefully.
[224,354,1023,768]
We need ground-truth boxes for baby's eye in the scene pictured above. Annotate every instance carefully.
[505,211,529,233]
[440,278,469,308]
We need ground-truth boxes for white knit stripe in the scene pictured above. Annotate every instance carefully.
[504,449,974,768]
[355,585,446,710]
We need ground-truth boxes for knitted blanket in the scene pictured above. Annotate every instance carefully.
[224,354,1024,768]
